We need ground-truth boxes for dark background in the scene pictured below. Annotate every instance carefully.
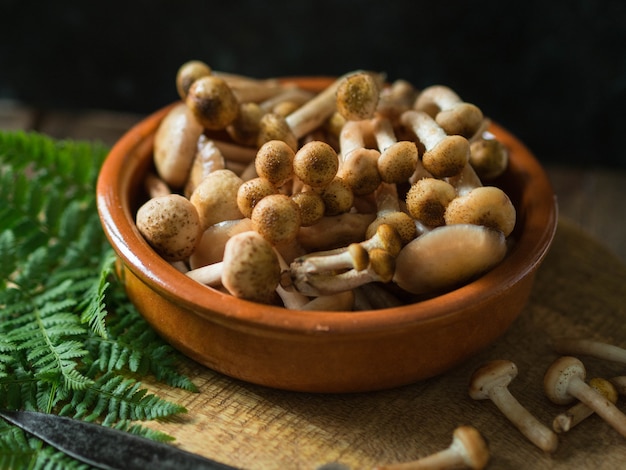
[1,0,625,168]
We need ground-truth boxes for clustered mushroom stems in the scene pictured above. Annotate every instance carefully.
[374,425,490,470]
[468,359,559,453]
[142,61,520,312]
[543,356,626,439]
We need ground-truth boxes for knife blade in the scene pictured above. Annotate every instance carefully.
[0,410,241,470]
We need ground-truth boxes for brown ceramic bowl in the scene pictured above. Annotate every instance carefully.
[97,77,558,393]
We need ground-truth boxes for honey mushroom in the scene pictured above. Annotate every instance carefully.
[254,139,296,188]
[335,71,381,121]
[257,70,381,150]
[374,425,490,470]
[552,377,619,433]
[318,176,355,216]
[292,223,401,276]
[175,60,212,100]
[292,247,396,297]
[405,177,457,230]
[183,135,226,197]
[414,84,484,139]
[136,194,202,263]
[337,119,382,196]
[290,190,325,227]
[543,356,626,439]
[292,140,340,189]
[393,224,507,296]
[400,109,471,179]
[365,182,418,245]
[236,176,277,219]
[468,359,558,453]
[185,74,240,130]
[296,212,376,253]
[189,169,244,232]
[375,79,418,125]
[251,193,301,247]
[186,231,281,304]
[444,186,517,238]
[153,102,204,189]
[469,131,509,181]
[370,115,418,184]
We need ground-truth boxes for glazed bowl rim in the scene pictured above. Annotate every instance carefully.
[96,77,558,337]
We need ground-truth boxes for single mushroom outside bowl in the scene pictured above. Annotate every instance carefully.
[96,76,558,393]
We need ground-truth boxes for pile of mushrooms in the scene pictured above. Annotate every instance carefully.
[135,60,515,309]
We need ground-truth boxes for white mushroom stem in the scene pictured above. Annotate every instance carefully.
[259,86,316,114]
[400,110,470,179]
[552,377,618,433]
[186,231,281,304]
[414,85,484,138]
[445,161,484,197]
[393,224,507,296]
[371,116,418,184]
[338,120,382,196]
[184,135,226,197]
[544,356,626,439]
[213,139,258,164]
[550,338,626,365]
[374,425,490,470]
[292,248,395,297]
[469,360,558,453]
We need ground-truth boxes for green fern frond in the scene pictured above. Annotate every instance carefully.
[1,130,197,467]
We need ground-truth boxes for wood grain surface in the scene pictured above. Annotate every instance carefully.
[136,218,626,470]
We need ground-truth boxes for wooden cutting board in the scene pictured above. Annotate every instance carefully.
[139,217,626,469]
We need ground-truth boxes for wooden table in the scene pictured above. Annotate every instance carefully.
[2,99,626,469]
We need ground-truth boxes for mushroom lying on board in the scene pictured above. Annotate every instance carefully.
[544,356,626,439]
[469,360,558,453]
[374,425,490,470]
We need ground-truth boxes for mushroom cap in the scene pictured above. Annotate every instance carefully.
[468,360,518,401]
[293,141,339,189]
[251,193,302,246]
[445,186,517,237]
[393,224,507,295]
[257,112,298,151]
[544,356,587,405]
[254,139,295,187]
[153,102,204,189]
[436,102,484,138]
[336,72,380,121]
[227,102,264,146]
[320,176,354,216]
[221,231,281,303]
[470,137,509,181]
[366,212,416,247]
[422,135,470,178]
[136,194,202,262]
[405,177,456,227]
[339,148,382,196]
[176,60,212,100]
[190,169,244,231]
[236,177,277,219]
[377,141,419,184]
[452,425,490,470]
[186,75,240,130]
[189,218,253,269]
[291,191,325,227]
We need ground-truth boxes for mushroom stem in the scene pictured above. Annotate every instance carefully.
[550,338,626,365]
[400,110,470,179]
[469,360,558,453]
[552,377,618,433]
[338,120,382,196]
[374,426,489,470]
[414,85,484,138]
[371,116,418,184]
[292,248,395,296]
[610,376,626,395]
[366,182,418,245]
[544,356,626,439]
